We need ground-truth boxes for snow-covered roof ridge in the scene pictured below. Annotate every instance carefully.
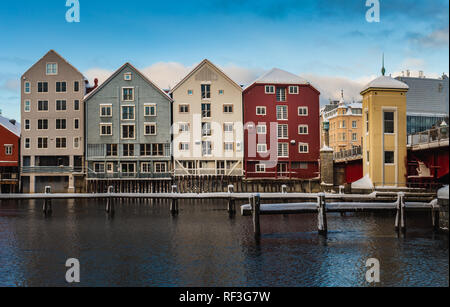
[0,115,21,137]
[361,75,409,93]
[254,68,309,85]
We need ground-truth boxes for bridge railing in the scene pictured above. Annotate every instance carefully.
[408,126,449,146]
[333,146,362,161]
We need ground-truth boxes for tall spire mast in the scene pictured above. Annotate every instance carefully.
[381,53,386,76]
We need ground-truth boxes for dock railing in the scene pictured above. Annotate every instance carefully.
[408,126,449,147]
[333,146,362,161]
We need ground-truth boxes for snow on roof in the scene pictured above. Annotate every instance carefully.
[348,102,363,109]
[253,68,309,85]
[0,115,20,137]
[361,75,409,93]
[351,175,374,190]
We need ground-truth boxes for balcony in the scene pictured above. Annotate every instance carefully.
[21,166,84,174]
[333,146,362,162]
[87,171,172,180]
[0,173,19,182]
[407,126,449,150]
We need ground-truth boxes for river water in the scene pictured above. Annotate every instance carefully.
[0,199,448,287]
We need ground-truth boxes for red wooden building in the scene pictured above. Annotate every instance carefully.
[0,115,21,193]
[243,68,320,179]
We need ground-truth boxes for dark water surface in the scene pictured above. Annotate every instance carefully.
[0,199,448,287]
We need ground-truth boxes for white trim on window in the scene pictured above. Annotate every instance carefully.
[256,106,267,116]
[298,143,309,153]
[265,85,275,94]
[298,107,308,116]
[144,123,157,136]
[298,125,309,135]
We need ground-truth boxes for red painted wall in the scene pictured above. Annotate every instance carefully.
[0,124,20,167]
[243,83,320,179]
[345,161,363,183]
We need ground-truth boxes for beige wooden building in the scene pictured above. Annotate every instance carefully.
[170,59,243,176]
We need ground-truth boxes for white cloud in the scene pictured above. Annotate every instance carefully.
[0,79,20,92]
[83,68,114,86]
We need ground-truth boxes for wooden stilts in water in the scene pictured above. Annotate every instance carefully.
[43,186,52,215]
[395,192,406,233]
[431,201,440,231]
[227,185,235,216]
[170,185,179,215]
[106,185,115,214]
[317,192,327,235]
[251,194,261,239]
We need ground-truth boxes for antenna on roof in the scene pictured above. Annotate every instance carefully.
[381,53,386,76]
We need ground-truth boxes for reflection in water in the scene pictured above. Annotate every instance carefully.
[0,199,448,287]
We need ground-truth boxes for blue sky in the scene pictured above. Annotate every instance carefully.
[0,0,448,120]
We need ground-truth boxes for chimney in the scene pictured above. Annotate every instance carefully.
[9,119,16,126]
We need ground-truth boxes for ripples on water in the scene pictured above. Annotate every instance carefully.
[0,199,448,287]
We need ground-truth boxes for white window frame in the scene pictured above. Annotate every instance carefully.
[122,87,135,102]
[124,73,132,81]
[223,104,234,114]
[121,105,135,121]
[74,118,80,130]
[55,137,67,149]
[24,100,31,112]
[24,82,31,94]
[179,104,190,113]
[144,123,157,136]
[256,106,267,116]
[121,124,136,140]
[257,144,267,153]
[224,142,234,151]
[56,100,67,112]
[144,104,157,117]
[277,124,289,139]
[265,85,275,94]
[298,125,309,135]
[352,121,357,129]
[106,163,114,174]
[73,137,80,149]
[224,123,234,133]
[46,63,58,75]
[278,143,289,158]
[154,162,167,174]
[299,143,309,153]
[256,164,266,173]
[256,124,267,134]
[55,81,67,93]
[121,163,136,174]
[298,107,308,116]
[5,145,13,155]
[37,137,48,149]
[289,86,299,94]
[179,123,190,133]
[179,142,190,151]
[277,105,288,120]
[55,118,67,130]
[24,138,30,149]
[100,123,113,136]
[24,119,30,131]
[141,162,152,173]
[93,163,106,174]
[100,104,112,117]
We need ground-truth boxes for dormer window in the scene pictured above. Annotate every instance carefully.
[124,73,132,81]
[46,63,58,75]
[265,85,275,94]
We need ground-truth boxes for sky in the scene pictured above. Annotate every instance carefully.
[0,0,448,120]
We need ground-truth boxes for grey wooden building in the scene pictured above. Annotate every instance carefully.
[84,63,173,191]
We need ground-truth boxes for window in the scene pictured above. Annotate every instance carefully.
[46,63,58,75]
[384,151,395,164]
[74,81,80,92]
[224,123,233,133]
[56,100,67,111]
[384,111,395,134]
[144,104,156,116]
[201,84,211,99]
[299,143,309,153]
[257,125,266,134]
[256,107,266,115]
[298,125,308,135]
[219,90,224,95]
[106,163,114,173]
[122,125,135,139]
[25,138,30,149]
[24,100,31,112]
[140,144,164,157]
[73,137,80,149]
[278,124,288,139]
[277,105,288,120]
[202,122,212,136]
[278,143,289,157]
[144,123,157,135]
[141,162,151,173]
[56,138,67,149]
[340,133,346,141]
[56,119,66,130]
[5,145,13,155]
[121,163,136,174]
[38,119,48,130]
[100,105,112,117]
[38,138,48,149]
[187,90,193,96]
[340,120,346,128]
[352,133,357,141]
[276,87,287,102]
[289,86,299,94]
[224,142,234,151]
[106,144,118,157]
[94,163,105,173]
[202,103,211,118]
[223,104,233,113]
[202,141,212,156]
[24,120,30,130]
[122,88,134,101]
[100,124,112,136]
[24,82,31,94]
[154,162,167,173]
[366,112,369,133]
[299,163,309,170]
[38,100,48,111]
[179,104,190,113]
[257,144,267,153]
[123,144,135,157]
[352,121,357,129]
[124,73,132,81]
[298,107,308,116]
[179,123,190,133]
[74,100,80,111]
[256,164,266,173]
[121,106,135,120]
[74,119,79,130]
[367,151,370,163]
[179,143,190,151]
[265,85,275,94]
[38,82,48,93]
[56,82,66,93]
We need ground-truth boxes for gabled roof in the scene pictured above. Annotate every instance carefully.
[252,68,309,85]
[84,62,173,102]
[170,59,243,94]
[0,115,20,137]
[22,50,85,79]
[361,75,409,94]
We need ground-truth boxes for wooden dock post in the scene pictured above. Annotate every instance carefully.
[395,192,406,233]
[317,192,327,235]
[170,185,179,215]
[431,201,440,231]
[43,186,52,214]
[227,185,236,215]
[106,186,114,214]
[251,194,261,238]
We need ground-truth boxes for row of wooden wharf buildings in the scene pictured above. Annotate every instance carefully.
[3,50,322,193]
